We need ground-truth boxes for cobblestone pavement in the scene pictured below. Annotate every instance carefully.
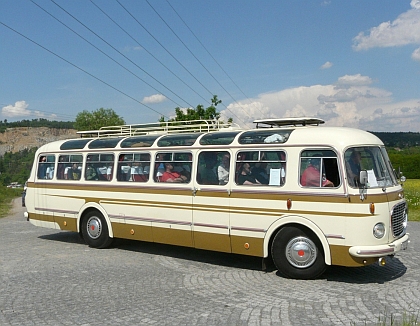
[1,198,419,326]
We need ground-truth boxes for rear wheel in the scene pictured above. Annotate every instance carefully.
[271,226,326,279]
[81,210,113,248]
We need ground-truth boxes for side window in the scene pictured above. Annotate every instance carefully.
[37,155,55,180]
[300,150,340,188]
[57,154,83,180]
[117,153,150,182]
[154,152,192,183]
[235,150,286,186]
[85,153,114,181]
[197,151,230,185]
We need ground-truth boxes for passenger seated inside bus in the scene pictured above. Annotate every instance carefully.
[97,166,108,180]
[68,163,81,180]
[217,154,230,185]
[251,162,269,184]
[129,162,148,182]
[346,150,362,187]
[300,156,333,187]
[37,156,47,179]
[198,153,218,185]
[161,163,187,182]
[237,163,261,185]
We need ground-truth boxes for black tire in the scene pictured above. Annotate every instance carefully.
[271,225,326,279]
[81,210,113,249]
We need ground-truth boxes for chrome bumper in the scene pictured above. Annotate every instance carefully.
[349,233,410,258]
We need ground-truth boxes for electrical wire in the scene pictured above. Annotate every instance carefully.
[116,0,216,103]
[30,0,185,109]
[90,0,210,107]
[165,0,258,118]
[147,0,251,121]
[0,21,169,119]
[49,0,191,109]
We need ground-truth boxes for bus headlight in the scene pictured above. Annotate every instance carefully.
[373,223,385,239]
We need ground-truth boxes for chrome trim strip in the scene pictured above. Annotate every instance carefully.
[194,223,228,230]
[356,248,394,255]
[35,207,78,215]
[325,234,345,239]
[230,226,266,233]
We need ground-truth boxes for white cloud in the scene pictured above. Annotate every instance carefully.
[412,47,420,61]
[1,101,59,120]
[411,0,420,10]
[335,74,373,89]
[320,61,333,69]
[352,5,420,56]
[142,94,167,104]
[221,74,420,132]
[2,101,31,118]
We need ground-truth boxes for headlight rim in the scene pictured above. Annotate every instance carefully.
[373,222,386,239]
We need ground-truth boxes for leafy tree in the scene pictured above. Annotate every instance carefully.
[0,118,74,133]
[159,95,224,123]
[0,147,37,186]
[74,108,125,131]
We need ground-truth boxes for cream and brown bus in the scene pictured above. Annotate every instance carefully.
[24,118,409,279]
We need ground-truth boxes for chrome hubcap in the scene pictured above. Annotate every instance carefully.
[285,236,317,268]
[86,216,102,239]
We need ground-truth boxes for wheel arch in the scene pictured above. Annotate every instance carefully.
[264,215,331,265]
[77,202,114,238]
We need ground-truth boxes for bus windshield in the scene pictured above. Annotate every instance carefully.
[345,146,398,189]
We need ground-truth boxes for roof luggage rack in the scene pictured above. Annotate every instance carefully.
[77,119,240,138]
[253,117,325,129]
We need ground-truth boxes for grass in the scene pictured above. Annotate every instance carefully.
[403,179,420,222]
[0,186,22,218]
[373,311,419,326]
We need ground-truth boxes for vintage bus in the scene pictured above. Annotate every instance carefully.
[24,118,409,279]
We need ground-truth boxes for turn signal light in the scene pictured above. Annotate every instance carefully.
[370,203,375,214]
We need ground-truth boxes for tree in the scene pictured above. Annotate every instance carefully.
[159,95,224,123]
[74,108,125,131]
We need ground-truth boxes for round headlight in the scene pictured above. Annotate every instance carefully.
[373,223,386,239]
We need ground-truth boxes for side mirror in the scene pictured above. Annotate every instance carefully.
[359,170,368,186]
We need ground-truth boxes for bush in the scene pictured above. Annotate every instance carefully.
[0,186,22,218]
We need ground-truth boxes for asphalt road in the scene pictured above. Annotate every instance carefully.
[1,198,419,326]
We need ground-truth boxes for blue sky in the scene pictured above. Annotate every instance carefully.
[1,0,420,132]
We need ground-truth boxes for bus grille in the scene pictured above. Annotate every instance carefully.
[391,202,407,238]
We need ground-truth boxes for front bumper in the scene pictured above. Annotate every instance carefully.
[349,233,410,258]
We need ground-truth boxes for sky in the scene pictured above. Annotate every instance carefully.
[1,0,420,132]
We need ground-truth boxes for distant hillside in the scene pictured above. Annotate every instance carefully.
[0,127,77,156]
[371,131,420,148]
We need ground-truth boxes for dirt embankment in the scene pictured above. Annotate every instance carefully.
[0,127,78,155]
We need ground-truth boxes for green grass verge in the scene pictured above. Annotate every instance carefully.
[373,310,419,326]
[403,179,420,222]
[0,186,22,218]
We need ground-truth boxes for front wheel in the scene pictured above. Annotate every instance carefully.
[271,226,326,279]
[81,210,113,249]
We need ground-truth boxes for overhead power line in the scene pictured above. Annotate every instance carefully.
[144,0,248,125]
[165,0,258,118]
[90,0,210,107]
[48,0,191,109]
[116,0,216,103]
[0,21,169,119]
[29,0,185,109]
